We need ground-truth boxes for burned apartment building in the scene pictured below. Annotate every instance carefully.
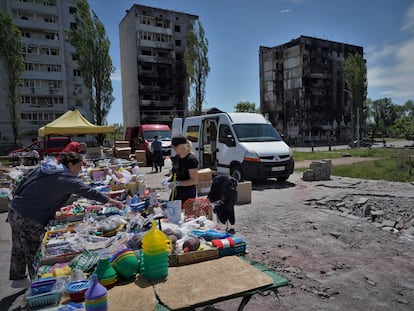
[259,35,364,146]
[0,0,92,147]
[119,4,198,128]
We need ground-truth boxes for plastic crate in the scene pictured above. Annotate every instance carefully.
[218,242,247,257]
[25,289,63,308]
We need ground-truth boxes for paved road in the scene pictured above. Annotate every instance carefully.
[291,139,413,152]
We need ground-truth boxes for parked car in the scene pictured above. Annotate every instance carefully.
[8,136,72,159]
[348,140,373,148]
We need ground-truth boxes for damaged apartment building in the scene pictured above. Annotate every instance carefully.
[119,4,198,128]
[259,35,364,146]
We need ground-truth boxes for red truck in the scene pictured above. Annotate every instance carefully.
[125,124,171,164]
[8,136,72,165]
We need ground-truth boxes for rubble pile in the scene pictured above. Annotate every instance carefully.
[308,195,414,236]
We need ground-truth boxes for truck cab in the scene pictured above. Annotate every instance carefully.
[125,124,172,164]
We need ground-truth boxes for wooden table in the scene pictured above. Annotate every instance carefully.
[106,256,289,311]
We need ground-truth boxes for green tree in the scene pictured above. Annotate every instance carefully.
[184,20,210,116]
[66,0,115,144]
[234,101,258,113]
[372,98,398,136]
[344,53,367,139]
[0,11,25,145]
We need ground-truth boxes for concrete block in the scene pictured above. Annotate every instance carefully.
[236,181,252,204]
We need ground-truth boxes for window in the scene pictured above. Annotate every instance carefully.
[70,23,77,30]
[45,32,58,40]
[72,54,79,61]
[44,16,56,23]
[174,25,181,32]
[219,125,234,143]
[73,69,81,77]
[22,32,30,38]
[69,7,77,14]
[186,126,199,143]
[175,40,181,47]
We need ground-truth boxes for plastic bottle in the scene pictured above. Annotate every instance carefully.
[140,220,168,281]
[137,174,146,198]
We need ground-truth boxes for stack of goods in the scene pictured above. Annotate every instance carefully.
[140,220,169,282]
[25,276,64,308]
[110,248,139,280]
[66,279,90,302]
[93,256,118,288]
[85,274,108,311]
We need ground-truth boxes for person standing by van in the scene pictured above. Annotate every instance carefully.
[151,135,163,173]
[165,136,199,204]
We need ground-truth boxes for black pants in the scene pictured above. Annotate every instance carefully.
[152,151,163,171]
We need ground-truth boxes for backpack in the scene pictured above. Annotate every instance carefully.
[207,175,238,225]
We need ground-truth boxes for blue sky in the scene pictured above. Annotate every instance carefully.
[88,0,414,125]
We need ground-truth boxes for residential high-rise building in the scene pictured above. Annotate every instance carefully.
[0,0,91,149]
[119,4,198,128]
[259,35,365,146]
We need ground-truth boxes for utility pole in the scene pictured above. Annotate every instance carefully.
[356,108,360,147]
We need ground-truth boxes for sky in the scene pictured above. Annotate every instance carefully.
[87,0,414,125]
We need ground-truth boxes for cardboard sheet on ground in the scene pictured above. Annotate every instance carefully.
[107,277,156,311]
[154,256,274,310]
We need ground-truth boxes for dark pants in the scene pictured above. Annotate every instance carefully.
[170,185,197,204]
[8,208,45,280]
[152,151,163,171]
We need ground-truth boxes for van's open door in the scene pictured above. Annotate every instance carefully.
[172,118,183,138]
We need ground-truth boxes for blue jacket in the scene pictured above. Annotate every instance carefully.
[10,159,110,226]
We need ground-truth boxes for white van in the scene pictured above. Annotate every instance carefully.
[172,111,294,181]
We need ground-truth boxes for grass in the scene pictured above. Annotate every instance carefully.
[293,147,414,183]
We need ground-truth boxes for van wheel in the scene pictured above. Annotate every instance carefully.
[230,165,243,181]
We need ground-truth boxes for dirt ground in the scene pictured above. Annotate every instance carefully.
[192,158,414,311]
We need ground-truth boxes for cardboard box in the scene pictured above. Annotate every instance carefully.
[197,168,212,181]
[135,150,147,166]
[115,147,131,159]
[197,180,212,196]
[86,147,103,159]
[115,140,130,148]
[169,247,219,267]
[236,181,252,204]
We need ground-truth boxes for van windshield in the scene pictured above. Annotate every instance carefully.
[144,130,172,142]
[233,124,282,142]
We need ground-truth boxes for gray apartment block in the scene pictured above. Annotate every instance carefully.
[119,4,198,129]
[0,0,91,148]
[259,35,365,146]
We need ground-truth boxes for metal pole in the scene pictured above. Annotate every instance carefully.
[356,108,360,147]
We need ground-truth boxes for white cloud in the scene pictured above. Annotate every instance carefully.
[401,2,414,32]
[367,37,414,102]
[111,69,121,81]
[280,9,291,13]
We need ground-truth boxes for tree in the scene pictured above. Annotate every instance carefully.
[234,101,258,113]
[344,53,367,140]
[0,11,25,145]
[66,0,115,144]
[372,97,399,136]
[184,20,210,116]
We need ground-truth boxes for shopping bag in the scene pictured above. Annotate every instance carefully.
[182,198,212,220]
[165,200,181,225]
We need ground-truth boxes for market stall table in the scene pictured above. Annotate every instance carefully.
[103,255,289,311]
